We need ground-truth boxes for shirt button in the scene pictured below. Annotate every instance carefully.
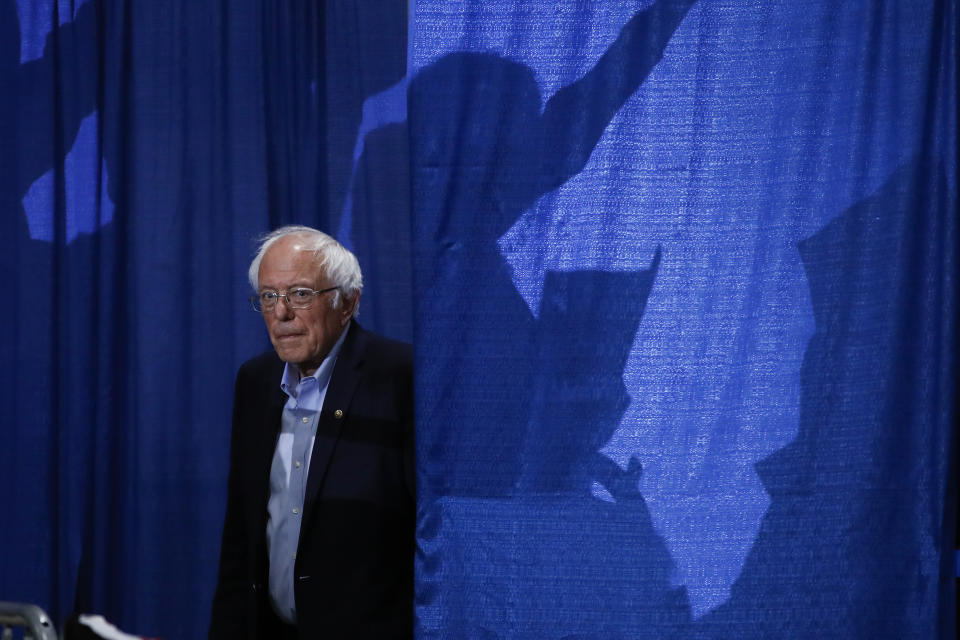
[301,417,309,423]
[292,508,299,515]
[295,461,301,468]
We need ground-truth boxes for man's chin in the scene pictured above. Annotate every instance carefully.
[273,343,305,364]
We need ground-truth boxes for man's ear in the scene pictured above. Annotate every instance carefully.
[342,293,359,325]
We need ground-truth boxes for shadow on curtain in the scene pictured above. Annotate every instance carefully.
[410,0,957,638]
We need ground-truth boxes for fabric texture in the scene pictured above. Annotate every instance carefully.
[0,1,408,637]
[1,0,957,638]
[409,0,958,638]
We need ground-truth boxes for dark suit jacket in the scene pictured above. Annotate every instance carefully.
[209,323,415,639]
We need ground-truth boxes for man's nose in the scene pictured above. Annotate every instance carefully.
[272,296,296,320]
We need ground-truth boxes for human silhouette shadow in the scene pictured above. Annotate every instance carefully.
[690,158,955,639]
[410,1,697,636]
[411,0,695,499]
[518,250,662,494]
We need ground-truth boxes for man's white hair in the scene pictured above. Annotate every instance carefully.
[248,225,363,316]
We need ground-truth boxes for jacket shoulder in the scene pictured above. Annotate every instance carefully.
[236,350,284,383]
[355,326,413,372]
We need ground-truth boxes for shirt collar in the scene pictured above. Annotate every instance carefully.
[279,321,351,399]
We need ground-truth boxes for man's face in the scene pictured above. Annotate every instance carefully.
[257,236,354,376]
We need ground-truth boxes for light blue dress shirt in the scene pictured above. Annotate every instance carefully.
[266,324,349,624]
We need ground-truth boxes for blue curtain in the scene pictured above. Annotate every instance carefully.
[0,0,408,637]
[410,0,957,638]
[2,0,957,638]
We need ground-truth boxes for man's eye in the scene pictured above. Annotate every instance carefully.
[291,289,313,300]
[261,292,279,301]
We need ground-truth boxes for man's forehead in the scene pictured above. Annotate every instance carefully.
[260,243,325,281]
[270,233,314,255]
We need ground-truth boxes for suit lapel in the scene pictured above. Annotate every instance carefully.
[256,380,286,496]
[301,323,367,527]
[250,357,286,578]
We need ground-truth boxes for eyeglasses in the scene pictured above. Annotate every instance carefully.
[250,286,340,312]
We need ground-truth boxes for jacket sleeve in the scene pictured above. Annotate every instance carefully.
[400,344,416,505]
[209,366,254,640]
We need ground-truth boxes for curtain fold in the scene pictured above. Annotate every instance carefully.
[0,1,408,636]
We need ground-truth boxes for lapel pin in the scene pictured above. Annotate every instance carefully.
[334,409,343,419]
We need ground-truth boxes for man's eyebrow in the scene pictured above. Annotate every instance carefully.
[261,280,314,289]
[259,281,318,291]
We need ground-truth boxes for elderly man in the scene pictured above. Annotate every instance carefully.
[210,225,414,639]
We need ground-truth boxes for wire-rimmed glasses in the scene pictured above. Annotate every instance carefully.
[249,286,339,312]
